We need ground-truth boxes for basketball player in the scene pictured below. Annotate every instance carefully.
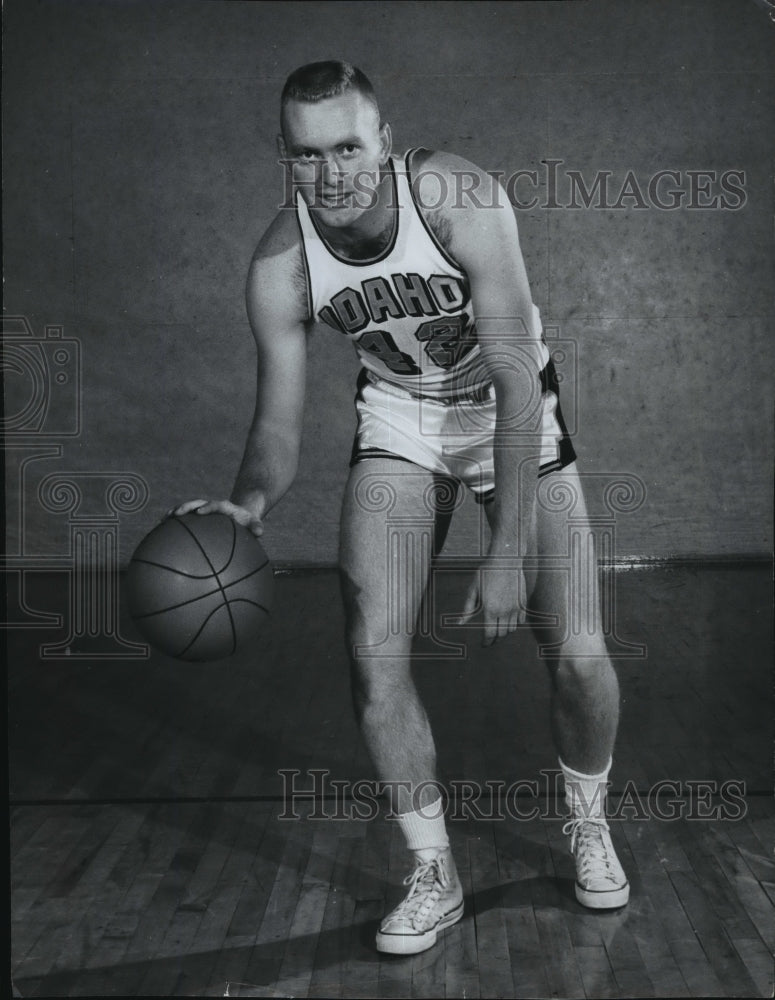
[175,61,629,955]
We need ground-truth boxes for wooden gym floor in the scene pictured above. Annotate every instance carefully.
[8,562,774,997]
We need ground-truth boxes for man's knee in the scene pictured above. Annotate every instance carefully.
[349,652,414,720]
[550,649,617,693]
[340,566,417,657]
[346,627,415,672]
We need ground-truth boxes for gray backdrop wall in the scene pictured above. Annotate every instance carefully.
[4,0,773,566]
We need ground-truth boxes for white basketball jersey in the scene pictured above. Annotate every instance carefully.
[296,149,542,400]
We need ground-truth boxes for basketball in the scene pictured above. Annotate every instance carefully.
[126,512,274,662]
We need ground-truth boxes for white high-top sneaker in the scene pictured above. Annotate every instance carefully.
[376,848,464,954]
[563,815,630,908]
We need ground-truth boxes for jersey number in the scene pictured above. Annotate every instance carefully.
[359,312,474,377]
[415,314,474,370]
[359,330,421,376]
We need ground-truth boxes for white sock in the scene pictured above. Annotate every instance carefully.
[559,756,611,819]
[396,797,449,861]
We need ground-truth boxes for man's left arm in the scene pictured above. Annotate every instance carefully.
[439,156,545,643]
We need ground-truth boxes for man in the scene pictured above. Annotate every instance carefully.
[176,60,629,956]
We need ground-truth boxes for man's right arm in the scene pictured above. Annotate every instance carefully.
[174,224,309,536]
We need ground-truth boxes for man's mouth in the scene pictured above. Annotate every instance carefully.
[317,191,352,208]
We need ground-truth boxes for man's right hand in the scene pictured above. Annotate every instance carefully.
[168,499,265,538]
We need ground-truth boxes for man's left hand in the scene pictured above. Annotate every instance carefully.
[455,556,528,646]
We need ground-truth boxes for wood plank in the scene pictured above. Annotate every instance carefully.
[12,806,124,983]
[604,919,656,999]
[678,824,768,942]
[493,818,551,997]
[63,871,165,997]
[308,834,360,998]
[620,822,699,942]
[174,884,246,997]
[64,800,205,998]
[180,799,262,998]
[731,936,775,999]
[238,804,316,994]
[738,814,775,884]
[205,804,298,996]
[12,810,93,903]
[574,943,620,999]
[13,904,89,992]
[627,891,691,998]
[174,800,268,996]
[135,805,227,996]
[532,905,586,999]
[527,821,586,1000]
[409,925,446,999]
[439,826,478,999]
[33,807,147,990]
[342,823,392,1000]
[648,817,696,874]
[667,936,731,998]
[644,966,691,998]
[704,822,775,951]
[50,805,142,903]
[355,811,423,999]
[274,821,342,999]
[743,798,775,850]
[468,827,515,998]
[668,869,763,997]
[342,897,384,999]
[9,806,48,860]
[443,886,480,1000]
[616,821,733,999]
[123,805,215,996]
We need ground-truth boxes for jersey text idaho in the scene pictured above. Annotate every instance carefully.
[319,273,469,335]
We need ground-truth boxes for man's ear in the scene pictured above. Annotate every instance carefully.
[379,122,392,165]
[277,134,288,160]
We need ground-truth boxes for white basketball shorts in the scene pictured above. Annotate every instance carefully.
[350,365,576,503]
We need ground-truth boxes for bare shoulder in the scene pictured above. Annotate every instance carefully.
[410,149,510,214]
[247,209,310,326]
[410,148,499,197]
[410,148,516,264]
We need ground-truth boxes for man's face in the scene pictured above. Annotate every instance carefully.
[280,90,390,226]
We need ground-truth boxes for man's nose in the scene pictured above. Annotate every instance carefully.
[320,157,345,188]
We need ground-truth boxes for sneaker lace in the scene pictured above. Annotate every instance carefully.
[393,857,449,926]
[562,816,620,884]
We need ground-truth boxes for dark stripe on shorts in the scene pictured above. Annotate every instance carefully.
[540,356,577,473]
[474,488,495,505]
[349,446,424,469]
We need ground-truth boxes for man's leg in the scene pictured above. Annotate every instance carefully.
[488,461,629,908]
[339,457,464,953]
[533,471,620,777]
